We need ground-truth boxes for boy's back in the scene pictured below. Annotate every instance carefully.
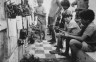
[66,20,81,35]
[83,22,96,45]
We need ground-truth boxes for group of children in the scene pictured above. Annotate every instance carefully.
[34,0,96,62]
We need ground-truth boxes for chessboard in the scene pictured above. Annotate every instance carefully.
[26,36,71,59]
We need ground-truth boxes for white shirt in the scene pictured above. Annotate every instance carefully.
[48,0,60,17]
[35,6,46,25]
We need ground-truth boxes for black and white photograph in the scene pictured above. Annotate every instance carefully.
[0,0,96,62]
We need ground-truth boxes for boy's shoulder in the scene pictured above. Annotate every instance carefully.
[88,22,96,29]
[69,21,78,27]
[84,22,96,33]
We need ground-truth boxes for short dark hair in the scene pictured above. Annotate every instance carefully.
[79,9,95,22]
[61,0,70,8]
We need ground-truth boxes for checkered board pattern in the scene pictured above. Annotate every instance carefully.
[26,39,70,59]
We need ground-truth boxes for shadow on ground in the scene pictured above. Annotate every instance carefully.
[40,58,71,62]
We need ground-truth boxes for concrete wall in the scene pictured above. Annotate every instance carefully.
[0,30,7,62]
[0,0,5,21]
[7,0,22,62]
[0,0,25,62]
[6,0,33,62]
[0,0,7,62]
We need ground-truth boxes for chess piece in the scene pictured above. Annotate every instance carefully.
[28,34,35,44]
[20,29,27,39]
[28,54,35,62]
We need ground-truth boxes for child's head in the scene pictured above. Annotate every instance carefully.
[79,9,95,25]
[64,11,72,23]
[37,0,43,6]
[61,0,70,10]
[75,17,82,27]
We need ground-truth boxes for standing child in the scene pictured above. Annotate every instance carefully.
[34,0,46,42]
[48,0,62,44]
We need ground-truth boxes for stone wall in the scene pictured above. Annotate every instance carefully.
[7,0,22,61]
[0,0,24,62]
[0,0,7,62]
[0,29,7,62]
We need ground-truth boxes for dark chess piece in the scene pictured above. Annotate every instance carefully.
[36,57,40,62]
[28,55,35,62]
[33,57,40,62]
[17,39,24,46]
[20,29,27,39]
[20,56,29,62]
[28,34,35,44]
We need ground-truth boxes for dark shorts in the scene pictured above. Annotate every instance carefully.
[48,17,55,25]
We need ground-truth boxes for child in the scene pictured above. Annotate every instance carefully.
[63,9,96,61]
[34,0,46,42]
[48,0,62,44]
[71,0,89,20]
[59,0,71,31]
[50,10,80,55]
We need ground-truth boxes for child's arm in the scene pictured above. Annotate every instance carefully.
[68,28,80,36]
[36,13,46,17]
[64,26,94,42]
[34,7,46,17]
[67,21,81,35]
[55,0,62,16]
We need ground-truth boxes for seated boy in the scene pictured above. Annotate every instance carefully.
[49,10,80,56]
[62,9,96,61]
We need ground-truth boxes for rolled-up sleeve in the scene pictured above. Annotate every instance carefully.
[83,26,94,37]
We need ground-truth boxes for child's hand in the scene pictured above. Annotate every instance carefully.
[64,32,72,39]
[64,32,68,36]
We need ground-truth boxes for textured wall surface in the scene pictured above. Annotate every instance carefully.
[0,30,7,62]
[0,0,7,62]
[0,0,5,21]
[0,31,5,62]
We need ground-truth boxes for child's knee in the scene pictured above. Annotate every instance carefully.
[70,39,77,46]
[70,39,82,48]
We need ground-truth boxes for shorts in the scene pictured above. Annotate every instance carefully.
[48,17,56,26]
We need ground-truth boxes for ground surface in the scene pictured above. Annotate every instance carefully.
[25,29,71,62]
[25,28,96,62]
